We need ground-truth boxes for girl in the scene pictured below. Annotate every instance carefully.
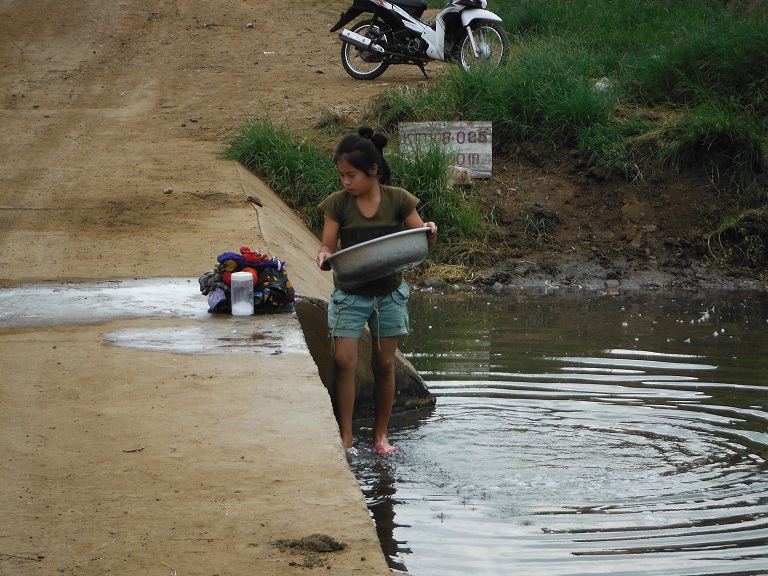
[316,128,437,456]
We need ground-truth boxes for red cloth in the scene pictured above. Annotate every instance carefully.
[240,246,271,264]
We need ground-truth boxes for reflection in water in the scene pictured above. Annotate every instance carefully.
[350,290,768,576]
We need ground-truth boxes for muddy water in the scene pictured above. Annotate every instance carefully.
[0,278,307,355]
[349,289,768,576]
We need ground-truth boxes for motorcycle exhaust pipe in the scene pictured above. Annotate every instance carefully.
[338,29,385,53]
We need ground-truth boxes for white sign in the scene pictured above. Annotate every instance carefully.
[399,121,493,178]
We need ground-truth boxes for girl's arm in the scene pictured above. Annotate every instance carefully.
[405,208,438,248]
[317,215,341,270]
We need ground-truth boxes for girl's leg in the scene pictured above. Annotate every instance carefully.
[333,337,359,449]
[370,336,399,452]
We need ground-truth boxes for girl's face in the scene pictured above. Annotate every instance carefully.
[337,157,378,196]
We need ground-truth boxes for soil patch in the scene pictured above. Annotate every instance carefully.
[273,533,348,569]
[462,152,761,291]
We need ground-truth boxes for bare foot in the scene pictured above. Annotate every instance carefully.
[374,443,400,456]
[341,432,354,451]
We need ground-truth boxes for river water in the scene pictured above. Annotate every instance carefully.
[349,289,768,576]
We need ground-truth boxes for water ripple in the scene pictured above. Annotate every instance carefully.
[352,292,768,576]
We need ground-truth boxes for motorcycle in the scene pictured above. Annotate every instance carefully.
[330,0,510,80]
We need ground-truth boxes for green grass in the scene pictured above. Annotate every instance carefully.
[708,208,768,269]
[657,102,767,194]
[222,116,489,265]
[489,0,768,189]
[221,117,338,230]
[375,0,768,193]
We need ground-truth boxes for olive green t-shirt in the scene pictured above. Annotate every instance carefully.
[318,184,420,296]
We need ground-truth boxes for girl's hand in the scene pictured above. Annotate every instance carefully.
[317,251,332,270]
[424,221,437,246]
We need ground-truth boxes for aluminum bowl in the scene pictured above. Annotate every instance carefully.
[324,228,429,285]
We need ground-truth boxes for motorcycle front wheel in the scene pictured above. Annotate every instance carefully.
[459,22,510,72]
[341,19,390,80]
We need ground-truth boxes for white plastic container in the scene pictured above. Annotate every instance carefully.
[230,271,254,316]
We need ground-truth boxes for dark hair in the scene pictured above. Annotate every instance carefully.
[333,126,391,185]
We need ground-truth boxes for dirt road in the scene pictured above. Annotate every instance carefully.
[0,1,425,574]
[1,0,394,284]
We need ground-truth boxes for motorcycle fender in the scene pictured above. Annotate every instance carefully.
[460,8,502,28]
[330,0,370,32]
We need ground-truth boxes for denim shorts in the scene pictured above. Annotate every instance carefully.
[328,280,410,339]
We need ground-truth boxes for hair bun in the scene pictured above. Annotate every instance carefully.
[358,126,388,150]
[371,131,388,150]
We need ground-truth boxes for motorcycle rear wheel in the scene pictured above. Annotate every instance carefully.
[341,19,390,80]
[459,21,510,72]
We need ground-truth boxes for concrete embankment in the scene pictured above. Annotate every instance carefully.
[0,165,404,575]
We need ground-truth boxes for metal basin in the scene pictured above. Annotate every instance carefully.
[324,228,429,284]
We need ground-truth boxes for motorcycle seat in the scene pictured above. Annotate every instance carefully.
[393,0,427,11]
[392,0,427,18]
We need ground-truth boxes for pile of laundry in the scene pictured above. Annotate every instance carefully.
[198,246,295,314]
